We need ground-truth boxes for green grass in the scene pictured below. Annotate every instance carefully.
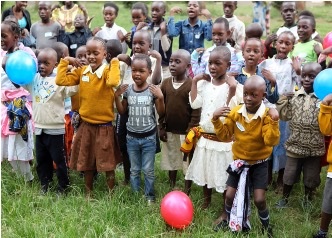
[1,1,332,237]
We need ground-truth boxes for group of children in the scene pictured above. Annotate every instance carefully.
[1,1,332,237]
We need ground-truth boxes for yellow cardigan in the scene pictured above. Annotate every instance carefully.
[318,104,332,173]
[211,105,280,163]
[56,58,120,124]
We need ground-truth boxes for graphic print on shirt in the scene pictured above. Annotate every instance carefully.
[127,95,154,127]
[34,78,56,103]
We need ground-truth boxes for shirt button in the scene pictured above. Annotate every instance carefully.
[207,113,210,116]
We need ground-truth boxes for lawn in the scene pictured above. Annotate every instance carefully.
[1,1,332,238]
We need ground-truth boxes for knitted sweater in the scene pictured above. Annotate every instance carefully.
[159,77,201,134]
[318,104,332,173]
[212,104,280,163]
[276,88,325,157]
[55,58,120,124]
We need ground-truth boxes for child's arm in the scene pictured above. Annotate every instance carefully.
[114,84,129,115]
[63,85,79,98]
[319,94,332,136]
[226,75,238,106]
[57,28,69,47]
[191,48,206,76]
[211,106,234,141]
[159,21,171,52]
[55,58,83,86]
[262,110,280,146]
[314,42,323,57]
[167,7,182,37]
[276,95,293,121]
[149,50,162,85]
[150,84,165,118]
[106,58,121,87]
[190,73,210,107]
[201,9,213,41]
[318,46,332,63]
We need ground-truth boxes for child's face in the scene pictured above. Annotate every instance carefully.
[75,47,88,65]
[208,51,230,79]
[275,34,294,60]
[301,64,320,93]
[169,52,189,77]
[74,14,86,28]
[38,2,52,21]
[131,9,146,26]
[223,1,236,18]
[103,6,117,27]
[151,2,165,24]
[86,40,106,71]
[132,32,151,55]
[280,2,296,26]
[297,18,314,43]
[212,22,230,46]
[243,82,265,114]
[243,40,262,67]
[37,52,57,77]
[131,59,151,87]
[1,23,18,52]
[187,1,200,19]
[16,1,28,10]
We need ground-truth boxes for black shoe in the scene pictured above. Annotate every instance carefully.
[262,225,273,238]
[40,184,49,195]
[213,220,228,232]
[313,232,327,238]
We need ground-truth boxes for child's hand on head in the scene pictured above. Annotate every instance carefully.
[159,21,167,36]
[291,56,303,75]
[212,106,230,120]
[267,108,279,121]
[136,22,149,31]
[92,27,101,36]
[200,8,212,20]
[261,69,276,86]
[170,6,182,16]
[115,84,129,97]
[322,94,332,106]
[124,32,132,42]
[118,54,131,66]
[265,33,277,46]
[64,57,83,68]
[149,84,163,99]
[193,73,211,82]
[149,50,162,60]
[195,47,205,54]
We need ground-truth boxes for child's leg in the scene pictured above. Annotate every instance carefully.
[225,187,237,221]
[303,156,321,201]
[9,160,34,182]
[126,136,142,193]
[202,185,212,209]
[280,156,302,202]
[84,170,94,196]
[105,170,115,191]
[168,170,177,188]
[254,189,270,228]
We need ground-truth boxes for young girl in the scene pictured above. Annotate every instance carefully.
[55,37,121,197]
[185,46,243,223]
[1,19,36,182]
[115,54,165,203]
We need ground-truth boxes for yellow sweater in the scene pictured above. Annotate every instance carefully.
[318,104,332,173]
[211,105,280,163]
[56,58,120,124]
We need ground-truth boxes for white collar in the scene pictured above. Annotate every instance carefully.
[238,102,266,122]
[223,15,238,21]
[82,63,107,78]
[102,23,118,29]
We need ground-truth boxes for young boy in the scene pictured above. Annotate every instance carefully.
[30,1,61,49]
[211,75,279,236]
[276,62,325,208]
[191,17,242,76]
[32,48,77,194]
[167,1,212,54]
[222,1,245,51]
[314,93,332,238]
[57,14,93,57]
[159,49,201,189]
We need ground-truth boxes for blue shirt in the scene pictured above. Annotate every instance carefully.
[167,17,212,54]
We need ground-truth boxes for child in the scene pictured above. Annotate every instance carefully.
[159,49,201,189]
[32,48,77,194]
[167,1,213,54]
[191,17,242,76]
[57,14,93,57]
[314,93,332,238]
[244,23,268,61]
[222,1,245,51]
[55,37,121,196]
[30,1,61,49]
[1,19,36,182]
[276,62,325,208]
[211,75,279,235]
[290,16,323,75]
[94,2,128,54]
[298,10,323,43]
[185,46,243,217]
[114,54,165,203]
[259,31,299,191]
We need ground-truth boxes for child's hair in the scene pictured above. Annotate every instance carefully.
[298,10,315,18]
[38,47,58,62]
[280,1,296,9]
[243,38,264,53]
[245,23,263,39]
[87,37,106,50]
[52,42,69,63]
[214,17,230,30]
[298,15,316,28]
[278,31,296,44]
[105,39,122,62]
[132,53,152,71]
[103,2,119,15]
[75,45,86,56]
[211,45,231,62]
[2,19,21,39]
[223,1,238,7]
[132,2,152,23]
[134,29,152,44]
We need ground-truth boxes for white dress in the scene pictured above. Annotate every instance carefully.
[185,80,243,192]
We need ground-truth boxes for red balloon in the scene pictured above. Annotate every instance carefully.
[160,191,194,229]
[323,32,332,58]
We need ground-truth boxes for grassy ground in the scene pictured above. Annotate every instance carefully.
[1,1,332,237]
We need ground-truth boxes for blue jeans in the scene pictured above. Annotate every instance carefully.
[126,134,156,200]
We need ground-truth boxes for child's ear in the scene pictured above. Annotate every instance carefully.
[226,29,231,38]
[54,62,58,68]
[227,61,231,69]
[149,69,152,75]
[149,43,152,49]
[263,92,267,99]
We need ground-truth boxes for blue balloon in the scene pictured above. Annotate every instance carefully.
[314,68,332,101]
[5,50,37,85]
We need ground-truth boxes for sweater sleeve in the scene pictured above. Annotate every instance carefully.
[106,58,121,87]
[55,59,81,86]
[319,104,332,136]
[211,111,235,142]
[262,115,280,146]
[276,95,292,121]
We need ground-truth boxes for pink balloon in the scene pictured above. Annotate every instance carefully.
[323,32,332,58]
[160,191,194,229]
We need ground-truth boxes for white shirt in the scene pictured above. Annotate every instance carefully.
[95,23,128,53]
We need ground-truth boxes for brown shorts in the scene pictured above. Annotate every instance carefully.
[70,121,122,172]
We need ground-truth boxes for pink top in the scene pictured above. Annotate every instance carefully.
[1,42,37,66]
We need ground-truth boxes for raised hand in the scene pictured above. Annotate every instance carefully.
[261,69,276,86]
[322,94,332,106]
[64,57,83,68]
[170,6,182,16]
[159,21,167,36]
[149,84,163,99]
[115,84,129,97]
[193,73,211,83]
[212,106,231,120]
[200,8,212,19]
[136,22,148,31]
